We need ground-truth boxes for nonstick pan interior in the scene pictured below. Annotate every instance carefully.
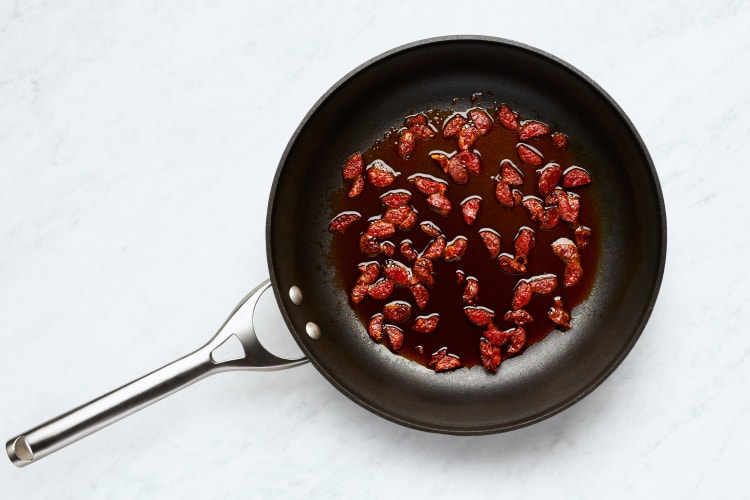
[267,36,666,434]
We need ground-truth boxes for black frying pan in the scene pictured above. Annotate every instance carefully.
[268,35,666,434]
[7,36,665,466]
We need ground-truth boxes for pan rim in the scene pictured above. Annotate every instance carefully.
[266,35,667,435]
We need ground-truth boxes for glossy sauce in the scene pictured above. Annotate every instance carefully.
[329,106,598,370]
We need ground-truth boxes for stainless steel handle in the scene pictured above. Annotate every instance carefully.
[6,280,307,467]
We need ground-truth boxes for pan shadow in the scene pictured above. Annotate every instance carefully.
[305,365,627,467]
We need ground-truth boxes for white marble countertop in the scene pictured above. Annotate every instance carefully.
[2,1,749,498]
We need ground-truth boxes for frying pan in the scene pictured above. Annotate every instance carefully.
[6,36,666,467]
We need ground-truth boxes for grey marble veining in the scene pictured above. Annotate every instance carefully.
[2,1,749,498]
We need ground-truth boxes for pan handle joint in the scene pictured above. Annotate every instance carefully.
[203,280,307,371]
